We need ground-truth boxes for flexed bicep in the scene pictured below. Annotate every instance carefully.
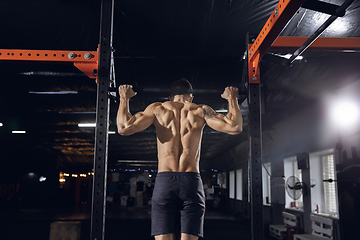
[202,105,242,135]
[117,102,159,136]
[203,105,227,130]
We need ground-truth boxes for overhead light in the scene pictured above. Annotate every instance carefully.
[273,53,303,60]
[215,109,228,113]
[21,71,83,77]
[59,111,96,114]
[63,173,70,177]
[59,179,66,182]
[12,130,26,134]
[72,174,78,178]
[118,160,158,163]
[109,131,116,134]
[0,123,3,127]
[285,54,303,60]
[39,176,47,182]
[78,123,96,127]
[29,91,78,95]
[126,163,158,167]
[80,174,87,177]
[279,54,303,60]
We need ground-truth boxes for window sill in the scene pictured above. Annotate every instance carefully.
[285,207,303,212]
[313,212,339,220]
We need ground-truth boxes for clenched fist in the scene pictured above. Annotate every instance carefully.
[119,84,137,99]
[221,86,239,100]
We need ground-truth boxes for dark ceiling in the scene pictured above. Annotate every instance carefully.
[0,0,359,173]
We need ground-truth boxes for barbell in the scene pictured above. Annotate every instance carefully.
[109,87,247,95]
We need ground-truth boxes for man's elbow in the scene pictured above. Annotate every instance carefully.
[117,126,132,136]
[230,125,243,135]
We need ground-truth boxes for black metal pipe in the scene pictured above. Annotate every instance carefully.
[302,0,344,17]
[286,0,356,65]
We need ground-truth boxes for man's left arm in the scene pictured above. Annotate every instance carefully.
[202,86,243,135]
[116,85,158,136]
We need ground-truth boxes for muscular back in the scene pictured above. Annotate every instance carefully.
[117,85,242,173]
[153,101,206,173]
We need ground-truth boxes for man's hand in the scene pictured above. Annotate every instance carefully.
[119,84,137,99]
[221,86,239,100]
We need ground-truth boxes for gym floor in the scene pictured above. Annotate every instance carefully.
[1,206,274,240]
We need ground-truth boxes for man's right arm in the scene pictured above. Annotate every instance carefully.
[202,86,243,135]
[116,85,158,136]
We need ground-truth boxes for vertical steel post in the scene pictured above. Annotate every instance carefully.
[247,33,264,240]
[90,0,114,240]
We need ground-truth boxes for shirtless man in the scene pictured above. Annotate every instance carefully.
[117,79,243,240]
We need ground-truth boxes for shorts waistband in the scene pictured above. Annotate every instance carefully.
[156,171,200,177]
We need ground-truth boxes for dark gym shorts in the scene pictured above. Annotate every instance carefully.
[151,172,205,238]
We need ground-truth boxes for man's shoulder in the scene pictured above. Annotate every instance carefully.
[147,102,163,108]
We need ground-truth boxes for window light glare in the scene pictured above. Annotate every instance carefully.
[78,123,96,127]
[331,100,359,128]
[12,130,26,134]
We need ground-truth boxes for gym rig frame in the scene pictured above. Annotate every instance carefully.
[1,0,360,239]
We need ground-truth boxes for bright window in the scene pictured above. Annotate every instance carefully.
[236,169,243,200]
[262,163,271,205]
[229,171,235,199]
[323,154,338,213]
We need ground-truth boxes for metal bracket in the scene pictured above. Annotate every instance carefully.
[0,49,99,79]
[247,0,306,83]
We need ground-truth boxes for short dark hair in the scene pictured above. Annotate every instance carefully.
[171,78,193,97]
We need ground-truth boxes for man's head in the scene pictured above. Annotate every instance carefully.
[170,78,194,103]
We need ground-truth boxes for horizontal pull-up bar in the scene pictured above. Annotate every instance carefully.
[109,87,247,95]
[141,88,248,95]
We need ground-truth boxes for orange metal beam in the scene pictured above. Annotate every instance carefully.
[248,0,306,83]
[271,36,360,50]
[0,49,99,79]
